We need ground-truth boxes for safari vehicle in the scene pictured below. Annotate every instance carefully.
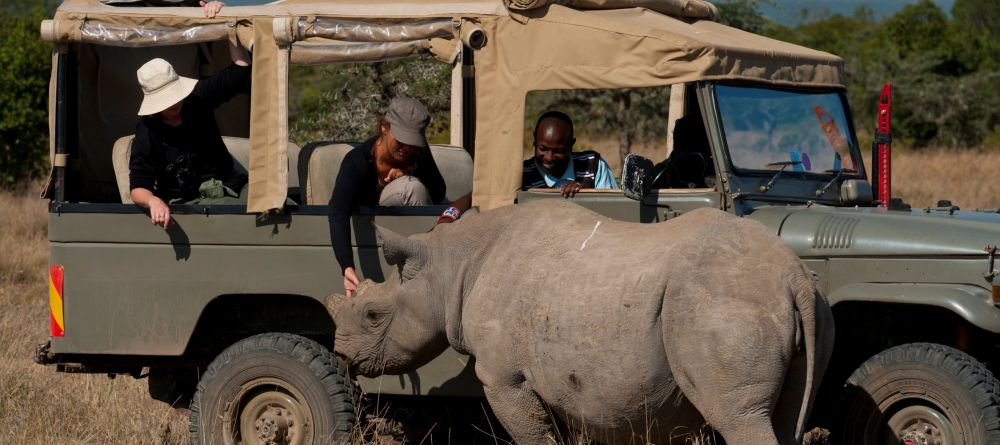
[34,0,1000,443]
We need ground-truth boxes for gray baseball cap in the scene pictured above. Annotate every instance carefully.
[385,97,430,148]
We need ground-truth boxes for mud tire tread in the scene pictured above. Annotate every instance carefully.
[189,333,358,444]
[840,342,1000,445]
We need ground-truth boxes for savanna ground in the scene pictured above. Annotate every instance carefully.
[0,148,998,444]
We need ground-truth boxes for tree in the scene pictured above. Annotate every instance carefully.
[881,0,951,63]
[716,0,776,35]
[0,2,52,187]
[951,0,1000,71]
[288,55,452,146]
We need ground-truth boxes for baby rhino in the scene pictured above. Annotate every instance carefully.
[327,200,833,445]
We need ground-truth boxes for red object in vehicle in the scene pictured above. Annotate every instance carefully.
[874,83,892,208]
[813,105,855,171]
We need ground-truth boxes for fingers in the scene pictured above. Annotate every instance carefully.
[384,169,404,183]
[150,208,170,228]
[148,200,171,228]
[561,182,582,198]
[202,1,223,18]
[344,277,358,298]
[343,267,360,298]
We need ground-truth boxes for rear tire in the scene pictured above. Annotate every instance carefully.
[839,342,1000,445]
[189,333,357,445]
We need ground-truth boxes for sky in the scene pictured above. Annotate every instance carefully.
[761,0,956,24]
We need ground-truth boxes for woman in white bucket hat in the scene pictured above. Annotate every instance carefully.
[129,1,249,228]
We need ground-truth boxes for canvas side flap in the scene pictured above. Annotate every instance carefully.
[247,17,289,213]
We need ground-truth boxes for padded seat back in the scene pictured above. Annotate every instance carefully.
[111,135,301,203]
[299,142,359,205]
[300,142,473,205]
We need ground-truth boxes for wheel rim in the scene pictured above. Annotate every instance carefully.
[885,405,957,445]
[225,377,313,445]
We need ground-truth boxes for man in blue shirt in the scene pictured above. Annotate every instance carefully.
[522,111,618,198]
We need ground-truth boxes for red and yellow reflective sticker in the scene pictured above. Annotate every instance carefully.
[49,265,64,337]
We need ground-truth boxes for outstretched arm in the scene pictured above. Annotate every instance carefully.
[131,188,172,229]
[199,1,250,66]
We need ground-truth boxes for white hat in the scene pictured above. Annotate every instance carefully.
[136,58,197,116]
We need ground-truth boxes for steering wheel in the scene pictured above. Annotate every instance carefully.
[650,152,708,189]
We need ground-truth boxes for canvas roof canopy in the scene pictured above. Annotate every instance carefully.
[45,0,845,212]
[469,5,844,210]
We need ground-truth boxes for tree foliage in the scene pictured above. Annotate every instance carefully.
[288,56,452,146]
[755,0,1000,148]
[0,3,51,187]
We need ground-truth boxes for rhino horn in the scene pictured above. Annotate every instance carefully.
[325,293,351,319]
[376,225,429,278]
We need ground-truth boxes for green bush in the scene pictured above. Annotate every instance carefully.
[0,4,51,188]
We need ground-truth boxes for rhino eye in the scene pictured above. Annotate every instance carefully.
[365,309,380,324]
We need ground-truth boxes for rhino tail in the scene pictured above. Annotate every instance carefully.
[789,268,824,441]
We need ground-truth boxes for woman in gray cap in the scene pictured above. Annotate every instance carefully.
[328,97,445,297]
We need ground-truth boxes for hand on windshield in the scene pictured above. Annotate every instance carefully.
[200,1,224,18]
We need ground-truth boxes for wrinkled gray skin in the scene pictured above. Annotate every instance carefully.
[328,200,833,445]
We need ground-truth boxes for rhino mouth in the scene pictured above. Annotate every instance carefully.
[334,349,371,377]
[333,353,356,376]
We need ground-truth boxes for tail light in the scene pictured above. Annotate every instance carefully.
[49,265,64,337]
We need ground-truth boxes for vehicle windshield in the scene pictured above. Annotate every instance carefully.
[715,85,859,175]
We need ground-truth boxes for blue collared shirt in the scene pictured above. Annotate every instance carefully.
[539,158,619,190]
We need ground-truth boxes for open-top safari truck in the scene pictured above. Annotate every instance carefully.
[34,0,1000,443]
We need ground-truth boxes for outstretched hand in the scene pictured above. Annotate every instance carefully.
[200,1,224,18]
[560,180,583,198]
[343,267,360,298]
[148,197,172,229]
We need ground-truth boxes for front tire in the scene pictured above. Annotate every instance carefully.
[189,333,357,445]
[839,342,1000,445]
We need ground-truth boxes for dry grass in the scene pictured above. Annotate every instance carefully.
[0,186,188,444]
[892,147,1000,210]
[0,146,993,443]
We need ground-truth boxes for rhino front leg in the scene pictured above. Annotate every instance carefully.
[483,381,554,444]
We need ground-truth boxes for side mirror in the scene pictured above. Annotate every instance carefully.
[621,153,654,201]
[840,179,873,206]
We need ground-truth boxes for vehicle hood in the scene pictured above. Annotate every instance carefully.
[746,206,1000,257]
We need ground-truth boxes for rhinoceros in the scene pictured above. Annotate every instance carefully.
[327,200,833,445]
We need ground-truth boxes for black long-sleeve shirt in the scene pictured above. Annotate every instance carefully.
[327,137,445,272]
[129,64,251,202]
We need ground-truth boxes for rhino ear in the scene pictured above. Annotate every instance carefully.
[377,225,429,280]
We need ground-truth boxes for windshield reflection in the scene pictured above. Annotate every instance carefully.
[716,85,858,175]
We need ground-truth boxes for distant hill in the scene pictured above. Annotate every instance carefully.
[760,0,955,24]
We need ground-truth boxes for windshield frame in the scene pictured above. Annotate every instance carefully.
[708,82,866,184]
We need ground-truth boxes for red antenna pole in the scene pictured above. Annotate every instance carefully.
[875,83,892,207]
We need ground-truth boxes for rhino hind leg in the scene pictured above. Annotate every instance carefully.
[483,382,554,444]
[664,305,792,445]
